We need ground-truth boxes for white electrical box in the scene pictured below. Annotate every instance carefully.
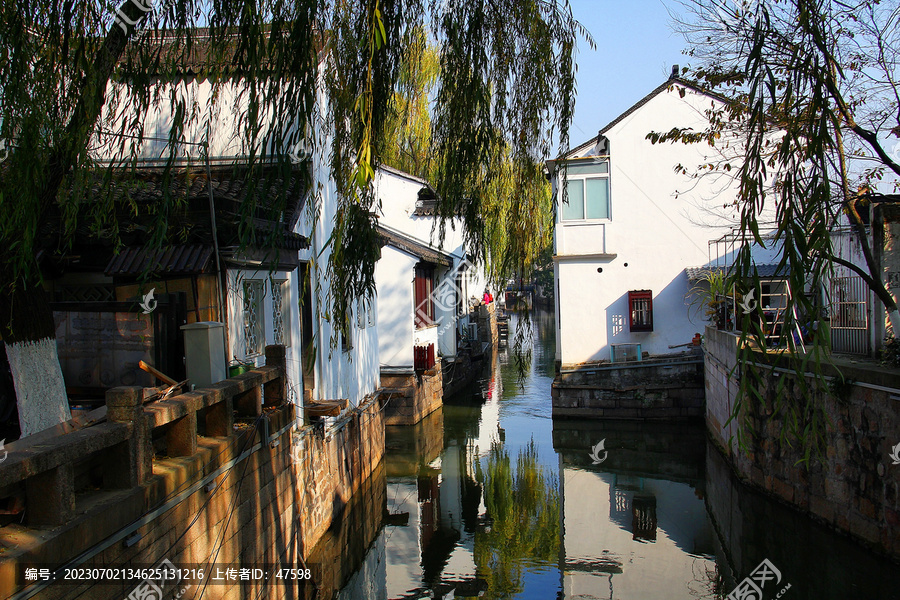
[180,321,227,389]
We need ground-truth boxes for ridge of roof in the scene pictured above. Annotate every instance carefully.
[562,76,734,160]
[377,164,430,186]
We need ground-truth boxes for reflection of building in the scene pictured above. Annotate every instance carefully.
[559,467,715,599]
[553,420,715,599]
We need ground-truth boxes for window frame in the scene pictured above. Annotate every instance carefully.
[628,290,653,332]
[414,263,436,329]
[560,161,611,223]
[271,278,291,348]
[242,279,266,357]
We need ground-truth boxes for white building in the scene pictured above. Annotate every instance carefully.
[83,41,380,415]
[373,165,484,372]
[547,73,741,366]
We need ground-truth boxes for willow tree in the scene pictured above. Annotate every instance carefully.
[0,0,586,436]
[660,0,900,458]
[381,26,570,287]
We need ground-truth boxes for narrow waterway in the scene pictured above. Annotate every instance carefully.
[329,310,900,600]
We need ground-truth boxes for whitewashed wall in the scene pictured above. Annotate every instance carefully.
[295,75,380,406]
[553,85,744,364]
[375,246,418,367]
[374,168,482,366]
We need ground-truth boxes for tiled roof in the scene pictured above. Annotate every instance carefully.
[106,244,214,277]
[376,225,452,267]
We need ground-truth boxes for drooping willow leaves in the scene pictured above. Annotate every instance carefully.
[0,0,588,352]
[659,0,900,463]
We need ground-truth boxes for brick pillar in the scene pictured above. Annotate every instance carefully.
[105,386,151,488]
[264,345,287,407]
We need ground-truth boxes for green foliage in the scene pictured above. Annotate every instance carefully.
[880,336,900,368]
[0,0,588,351]
[474,439,559,599]
[687,268,731,323]
[660,0,900,465]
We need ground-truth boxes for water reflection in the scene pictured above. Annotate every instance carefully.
[329,311,900,600]
[475,441,560,599]
[553,420,718,599]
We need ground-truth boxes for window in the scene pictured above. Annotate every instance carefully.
[272,279,291,347]
[357,296,366,329]
[414,264,435,328]
[628,290,653,332]
[243,280,265,356]
[561,161,610,221]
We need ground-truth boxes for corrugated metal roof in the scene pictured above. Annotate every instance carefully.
[105,244,214,277]
[685,264,788,281]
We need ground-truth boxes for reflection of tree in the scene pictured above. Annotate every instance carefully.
[473,440,560,599]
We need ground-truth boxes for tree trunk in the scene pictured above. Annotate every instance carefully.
[0,275,70,437]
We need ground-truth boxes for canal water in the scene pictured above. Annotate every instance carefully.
[327,310,900,600]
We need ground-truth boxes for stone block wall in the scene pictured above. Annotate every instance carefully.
[704,325,900,561]
[380,363,443,426]
[302,461,386,599]
[476,303,499,348]
[293,394,385,557]
[551,356,705,419]
[0,388,385,599]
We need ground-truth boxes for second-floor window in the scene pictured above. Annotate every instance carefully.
[561,161,610,221]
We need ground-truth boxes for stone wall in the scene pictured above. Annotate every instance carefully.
[476,303,499,349]
[551,355,705,419]
[0,356,385,600]
[704,325,900,561]
[301,461,386,599]
[293,395,385,558]
[380,363,443,426]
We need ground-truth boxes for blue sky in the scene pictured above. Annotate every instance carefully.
[567,0,689,149]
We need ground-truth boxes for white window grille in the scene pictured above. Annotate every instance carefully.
[243,280,265,356]
[357,296,366,329]
[272,280,290,347]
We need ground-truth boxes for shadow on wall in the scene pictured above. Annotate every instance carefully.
[598,273,704,361]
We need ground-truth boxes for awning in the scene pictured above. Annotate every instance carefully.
[685,264,788,281]
[105,244,214,276]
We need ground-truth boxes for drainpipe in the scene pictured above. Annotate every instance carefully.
[202,141,230,370]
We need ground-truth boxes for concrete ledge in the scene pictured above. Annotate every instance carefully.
[0,422,132,487]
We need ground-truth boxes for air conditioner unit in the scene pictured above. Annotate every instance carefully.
[467,322,479,343]
[611,343,642,363]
